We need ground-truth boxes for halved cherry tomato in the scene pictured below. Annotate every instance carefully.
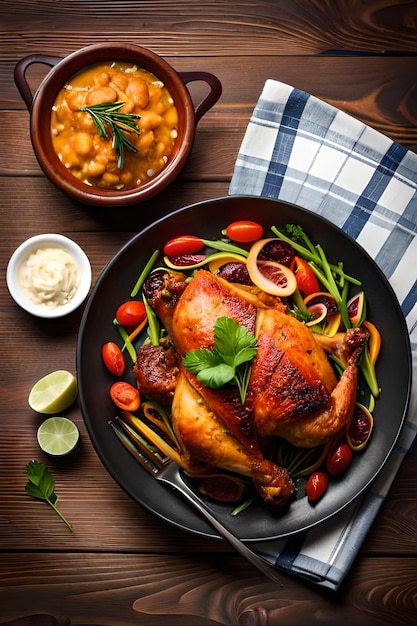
[116,300,146,328]
[110,381,140,411]
[326,441,353,477]
[225,220,264,243]
[163,235,204,257]
[305,471,329,503]
[290,256,320,296]
[102,342,125,376]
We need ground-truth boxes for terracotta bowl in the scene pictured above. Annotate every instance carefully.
[14,42,222,207]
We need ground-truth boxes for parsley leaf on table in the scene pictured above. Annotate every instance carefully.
[25,460,73,532]
[182,316,258,403]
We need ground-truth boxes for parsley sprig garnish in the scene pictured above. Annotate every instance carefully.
[79,101,142,169]
[25,460,73,532]
[182,316,258,404]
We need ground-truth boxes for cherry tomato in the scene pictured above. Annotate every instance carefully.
[225,220,264,243]
[110,381,140,411]
[305,471,329,503]
[326,441,353,477]
[102,342,125,376]
[290,256,320,296]
[164,235,204,257]
[116,300,146,328]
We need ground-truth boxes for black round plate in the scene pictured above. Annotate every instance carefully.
[77,196,411,541]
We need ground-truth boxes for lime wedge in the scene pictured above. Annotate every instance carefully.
[37,417,79,456]
[28,370,78,414]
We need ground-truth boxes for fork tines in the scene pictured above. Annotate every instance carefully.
[110,416,164,475]
[109,409,182,475]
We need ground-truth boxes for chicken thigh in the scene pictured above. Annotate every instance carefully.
[172,372,295,506]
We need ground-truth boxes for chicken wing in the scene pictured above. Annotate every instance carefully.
[257,326,369,447]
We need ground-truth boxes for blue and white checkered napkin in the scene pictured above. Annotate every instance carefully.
[229,79,417,590]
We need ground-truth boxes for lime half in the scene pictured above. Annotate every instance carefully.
[28,370,77,414]
[37,417,80,456]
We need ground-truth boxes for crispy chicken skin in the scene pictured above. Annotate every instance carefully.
[271,358,358,447]
[269,326,369,447]
[172,270,258,354]
[253,324,368,446]
[249,307,338,434]
[250,312,367,446]
[172,372,295,506]
[183,368,260,457]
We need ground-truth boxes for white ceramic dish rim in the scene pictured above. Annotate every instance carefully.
[6,233,92,318]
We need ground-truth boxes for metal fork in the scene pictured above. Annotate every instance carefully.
[110,412,283,585]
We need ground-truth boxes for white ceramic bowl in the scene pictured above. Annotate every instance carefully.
[6,234,92,318]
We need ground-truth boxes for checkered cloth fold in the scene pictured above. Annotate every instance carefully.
[229,79,417,590]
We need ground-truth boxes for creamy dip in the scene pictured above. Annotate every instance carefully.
[19,246,80,309]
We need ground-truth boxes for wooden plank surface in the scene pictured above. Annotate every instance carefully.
[1,2,416,625]
[1,0,417,57]
[1,554,416,626]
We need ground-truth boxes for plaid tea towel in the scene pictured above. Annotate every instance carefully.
[229,79,417,590]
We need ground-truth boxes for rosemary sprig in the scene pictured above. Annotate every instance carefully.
[79,101,142,168]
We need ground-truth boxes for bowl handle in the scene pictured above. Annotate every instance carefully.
[14,54,63,110]
[179,71,222,122]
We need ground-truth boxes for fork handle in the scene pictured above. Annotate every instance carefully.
[169,473,283,585]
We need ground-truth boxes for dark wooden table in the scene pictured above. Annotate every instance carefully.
[1,2,416,624]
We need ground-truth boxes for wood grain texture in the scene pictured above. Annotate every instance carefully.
[1,554,417,625]
[1,0,417,59]
[1,1,417,624]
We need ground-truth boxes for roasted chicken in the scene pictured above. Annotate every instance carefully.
[135,268,367,506]
[172,372,295,506]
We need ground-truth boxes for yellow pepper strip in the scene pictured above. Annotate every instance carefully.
[142,400,180,447]
[142,402,172,439]
[128,315,148,343]
[323,312,342,337]
[362,320,381,365]
[304,291,335,305]
[122,410,183,468]
[208,252,247,273]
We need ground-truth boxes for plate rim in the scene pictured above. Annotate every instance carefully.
[77,194,412,542]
